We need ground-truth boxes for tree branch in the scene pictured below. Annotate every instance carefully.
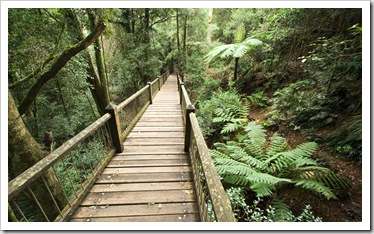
[9,19,66,89]
[17,20,106,115]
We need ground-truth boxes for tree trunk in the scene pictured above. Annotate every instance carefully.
[131,9,135,34]
[234,57,239,81]
[70,9,108,115]
[176,9,180,57]
[56,79,71,123]
[144,8,150,43]
[87,10,111,111]
[17,19,106,115]
[123,9,131,33]
[207,8,214,43]
[8,90,66,221]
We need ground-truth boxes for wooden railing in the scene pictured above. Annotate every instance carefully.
[8,71,170,222]
[177,72,236,222]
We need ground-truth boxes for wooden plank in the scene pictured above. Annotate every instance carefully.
[80,189,197,206]
[107,159,190,167]
[132,126,184,132]
[123,150,184,155]
[102,166,191,174]
[135,122,183,127]
[127,132,184,138]
[123,145,184,153]
[123,142,184,146]
[96,172,193,183]
[89,182,194,193]
[124,137,184,144]
[138,117,182,122]
[112,154,188,160]
[70,213,200,222]
[71,202,199,219]
[143,111,182,115]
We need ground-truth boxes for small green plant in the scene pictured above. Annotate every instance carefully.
[226,187,322,222]
[247,91,270,108]
[197,90,248,138]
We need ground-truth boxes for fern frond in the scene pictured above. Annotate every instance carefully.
[265,135,288,159]
[250,183,275,197]
[247,171,291,185]
[219,44,236,59]
[245,122,266,147]
[223,174,251,186]
[224,143,266,169]
[242,38,264,48]
[271,199,291,222]
[233,44,249,58]
[204,44,233,63]
[265,142,318,173]
[294,179,337,200]
[213,157,247,167]
[234,23,246,44]
[221,122,240,134]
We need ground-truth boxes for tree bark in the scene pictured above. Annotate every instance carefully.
[8,90,66,220]
[176,9,180,57]
[234,57,239,81]
[207,8,214,43]
[17,19,106,116]
[87,10,111,112]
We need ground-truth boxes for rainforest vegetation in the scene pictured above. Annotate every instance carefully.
[8,8,362,222]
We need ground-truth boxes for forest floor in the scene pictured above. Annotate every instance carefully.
[249,107,362,222]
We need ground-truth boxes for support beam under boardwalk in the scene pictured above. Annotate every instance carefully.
[70,75,200,222]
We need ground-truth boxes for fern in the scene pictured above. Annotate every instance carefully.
[270,199,291,222]
[294,179,337,200]
[250,183,275,197]
[212,121,351,201]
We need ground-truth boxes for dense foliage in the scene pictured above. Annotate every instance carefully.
[8,7,362,222]
[180,8,361,222]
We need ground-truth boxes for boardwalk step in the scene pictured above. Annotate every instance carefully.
[96,172,193,183]
[70,213,200,222]
[80,189,197,206]
[71,203,199,220]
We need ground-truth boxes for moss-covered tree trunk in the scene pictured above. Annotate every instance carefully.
[8,90,67,221]
[87,9,111,113]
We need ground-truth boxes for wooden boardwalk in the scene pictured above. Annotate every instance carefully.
[70,75,200,222]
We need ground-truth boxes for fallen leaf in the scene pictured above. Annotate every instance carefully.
[148,201,156,206]
[184,190,193,194]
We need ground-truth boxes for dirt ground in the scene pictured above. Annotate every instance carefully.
[248,108,362,222]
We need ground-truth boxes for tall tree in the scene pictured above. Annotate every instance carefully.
[207,8,214,43]
[87,9,111,114]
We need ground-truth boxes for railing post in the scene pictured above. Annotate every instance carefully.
[179,82,184,105]
[177,73,180,91]
[147,82,153,104]
[158,77,161,91]
[105,103,123,153]
[184,104,195,152]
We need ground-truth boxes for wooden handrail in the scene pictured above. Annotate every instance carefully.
[8,113,111,199]
[176,73,236,222]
